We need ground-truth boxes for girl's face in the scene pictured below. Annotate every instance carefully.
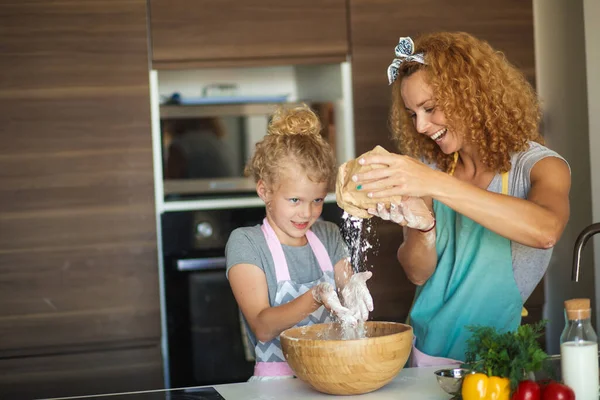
[258,167,328,246]
[400,69,463,154]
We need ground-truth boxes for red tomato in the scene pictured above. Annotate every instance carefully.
[536,379,552,390]
[541,382,575,400]
[512,380,541,400]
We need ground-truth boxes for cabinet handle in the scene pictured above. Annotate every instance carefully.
[177,257,226,271]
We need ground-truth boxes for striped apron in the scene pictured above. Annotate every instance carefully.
[252,218,335,378]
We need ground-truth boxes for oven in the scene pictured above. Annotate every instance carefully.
[161,203,342,388]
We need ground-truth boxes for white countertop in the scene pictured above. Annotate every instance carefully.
[214,366,452,400]
[43,366,453,400]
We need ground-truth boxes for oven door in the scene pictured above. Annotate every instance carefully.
[165,254,254,387]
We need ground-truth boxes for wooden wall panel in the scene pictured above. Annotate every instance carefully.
[0,244,160,354]
[0,345,163,399]
[0,0,150,90]
[0,0,160,361]
[349,0,537,325]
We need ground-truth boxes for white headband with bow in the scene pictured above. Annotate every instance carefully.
[387,37,426,85]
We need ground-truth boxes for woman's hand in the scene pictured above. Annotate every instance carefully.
[341,271,374,322]
[368,197,435,231]
[352,153,441,199]
[312,282,358,325]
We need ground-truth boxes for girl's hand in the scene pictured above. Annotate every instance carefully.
[341,271,374,322]
[353,153,439,199]
[368,197,435,231]
[312,282,358,325]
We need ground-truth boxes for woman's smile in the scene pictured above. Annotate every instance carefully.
[430,128,447,142]
[401,70,462,154]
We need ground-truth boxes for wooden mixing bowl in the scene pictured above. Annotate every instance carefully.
[280,321,413,395]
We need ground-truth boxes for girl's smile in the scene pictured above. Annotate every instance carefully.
[292,221,309,230]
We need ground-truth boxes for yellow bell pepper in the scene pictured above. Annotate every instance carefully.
[461,373,510,400]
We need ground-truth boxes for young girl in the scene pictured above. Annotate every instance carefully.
[225,105,373,381]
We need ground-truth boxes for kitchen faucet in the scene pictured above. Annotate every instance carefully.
[572,223,600,281]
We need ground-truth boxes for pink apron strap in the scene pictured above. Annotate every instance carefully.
[305,230,333,272]
[261,218,290,282]
[254,361,294,377]
[410,337,462,368]
[261,218,334,281]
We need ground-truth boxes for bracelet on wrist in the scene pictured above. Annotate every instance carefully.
[418,219,436,233]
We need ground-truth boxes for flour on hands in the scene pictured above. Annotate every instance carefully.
[312,282,358,326]
[341,271,374,322]
[368,196,434,231]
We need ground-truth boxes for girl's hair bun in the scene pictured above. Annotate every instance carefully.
[267,104,322,137]
[245,103,335,188]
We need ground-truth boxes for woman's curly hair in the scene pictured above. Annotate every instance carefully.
[245,104,336,189]
[390,32,543,173]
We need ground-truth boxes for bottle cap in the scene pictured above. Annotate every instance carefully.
[565,298,591,320]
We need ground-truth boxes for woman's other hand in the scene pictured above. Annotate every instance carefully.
[353,153,443,199]
[368,197,435,231]
[341,271,374,321]
[312,282,358,325]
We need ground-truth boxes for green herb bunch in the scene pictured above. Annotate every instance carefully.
[463,321,549,390]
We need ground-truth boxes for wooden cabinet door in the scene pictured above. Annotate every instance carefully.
[149,0,349,69]
[0,0,160,356]
[0,345,163,399]
[349,0,536,324]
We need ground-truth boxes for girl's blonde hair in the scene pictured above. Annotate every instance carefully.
[390,32,543,173]
[245,104,336,189]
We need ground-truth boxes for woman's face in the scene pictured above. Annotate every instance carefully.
[258,166,328,246]
[400,70,463,154]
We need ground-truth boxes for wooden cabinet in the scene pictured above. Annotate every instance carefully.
[349,0,540,326]
[0,345,163,400]
[148,0,349,69]
[0,0,163,397]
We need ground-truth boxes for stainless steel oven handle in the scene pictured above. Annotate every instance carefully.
[177,257,226,272]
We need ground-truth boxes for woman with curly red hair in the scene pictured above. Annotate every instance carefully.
[351,32,571,366]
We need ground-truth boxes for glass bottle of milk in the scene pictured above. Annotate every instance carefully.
[560,298,599,400]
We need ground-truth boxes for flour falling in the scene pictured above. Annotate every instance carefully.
[335,212,379,339]
[341,212,377,274]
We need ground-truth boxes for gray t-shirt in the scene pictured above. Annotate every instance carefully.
[429,141,569,301]
[225,220,347,348]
